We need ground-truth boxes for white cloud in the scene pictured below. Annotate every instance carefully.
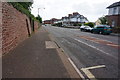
[31,0,120,22]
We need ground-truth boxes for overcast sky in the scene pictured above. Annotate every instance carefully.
[31,0,119,22]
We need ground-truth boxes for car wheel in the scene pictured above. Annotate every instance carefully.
[97,31,100,34]
[99,31,101,34]
[93,31,96,34]
[91,30,93,33]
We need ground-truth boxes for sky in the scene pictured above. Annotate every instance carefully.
[31,0,119,22]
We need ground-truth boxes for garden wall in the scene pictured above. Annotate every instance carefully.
[2,3,39,54]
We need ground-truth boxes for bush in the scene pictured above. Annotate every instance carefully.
[78,23,82,26]
[84,22,94,27]
[73,23,78,26]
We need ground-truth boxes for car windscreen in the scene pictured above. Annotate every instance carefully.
[97,25,110,28]
[80,26,85,28]
[85,26,90,28]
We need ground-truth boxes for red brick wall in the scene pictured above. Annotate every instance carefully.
[0,2,2,56]
[106,15,120,27]
[106,15,120,33]
[2,3,32,54]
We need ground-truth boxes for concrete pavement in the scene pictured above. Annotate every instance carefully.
[2,27,79,78]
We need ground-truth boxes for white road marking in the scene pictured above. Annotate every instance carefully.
[81,68,95,79]
[68,58,85,78]
[81,65,105,79]
[83,65,105,70]
[74,39,116,59]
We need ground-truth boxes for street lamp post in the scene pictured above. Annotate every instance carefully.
[38,8,45,16]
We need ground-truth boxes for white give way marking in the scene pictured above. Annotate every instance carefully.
[81,65,105,79]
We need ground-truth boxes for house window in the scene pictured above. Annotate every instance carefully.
[119,7,120,14]
[112,20,115,27]
[113,7,117,14]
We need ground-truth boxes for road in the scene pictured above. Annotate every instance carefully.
[44,25,119,79]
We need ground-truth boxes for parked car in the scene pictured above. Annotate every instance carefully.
[91,25,112,35]
[80,26,86,31]
[80,26,93,32]
[84,26,93,32]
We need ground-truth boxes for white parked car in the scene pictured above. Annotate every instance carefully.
[80,26,93,32]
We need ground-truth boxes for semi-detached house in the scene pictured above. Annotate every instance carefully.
[54,12,88,26]
[106,1,120,28]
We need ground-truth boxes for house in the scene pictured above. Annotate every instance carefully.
[43,18,58,25]
[61,12,89,26]
[45,12,89,27]
[43,20,51,24]
[106,1,120,27]
[95,19,101,25]
[50,18,58,24]
[54,19,62,24]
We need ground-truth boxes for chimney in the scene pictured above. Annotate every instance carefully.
[68,14,72,17]
[73,12,79,15]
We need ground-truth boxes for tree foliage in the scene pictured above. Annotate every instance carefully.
[99,16,108,25]
[36,15,42,23]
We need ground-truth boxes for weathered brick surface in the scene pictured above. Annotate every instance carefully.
[2,3,33,54]
[0,2,2,56]
[34,21,40,32]
[106,15,120,27]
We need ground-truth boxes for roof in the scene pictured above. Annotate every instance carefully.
[107,1,120,8]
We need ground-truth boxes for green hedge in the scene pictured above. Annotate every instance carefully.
[84,22,95,27]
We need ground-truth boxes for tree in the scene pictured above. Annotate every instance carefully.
[84,22,94,27]
[99,16,108,25]
[36,15,42,23]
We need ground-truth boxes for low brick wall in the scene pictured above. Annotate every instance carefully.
[2,3,33,54]
[112,27,120,33]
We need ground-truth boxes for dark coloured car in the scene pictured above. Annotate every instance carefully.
[91,25,112,35]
